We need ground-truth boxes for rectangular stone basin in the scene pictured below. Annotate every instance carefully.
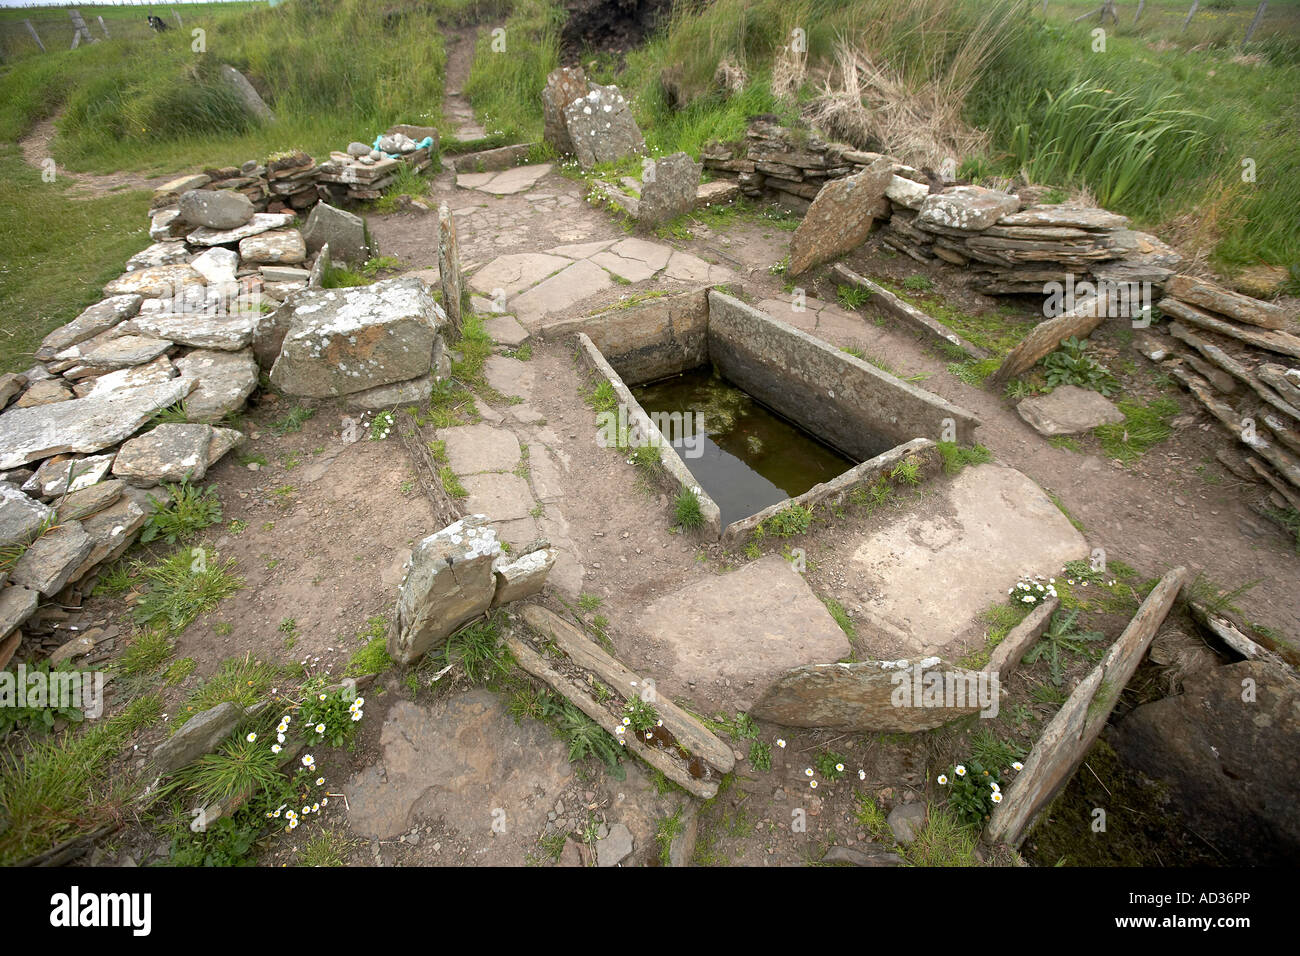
[563,288,979,541]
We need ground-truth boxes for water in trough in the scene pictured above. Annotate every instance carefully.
[632,366,862,527]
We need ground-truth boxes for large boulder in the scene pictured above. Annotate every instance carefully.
[789,158,893,275]
[389,515,502,664]
[1110,660,1300,865]
[178,188,256,230]
[269,277,445,398]
[302,202,370,266]
[542,66,588,156]
[563,84,645,168]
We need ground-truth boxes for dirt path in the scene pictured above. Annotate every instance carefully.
[17,116,171,198]
[442,28,487,141]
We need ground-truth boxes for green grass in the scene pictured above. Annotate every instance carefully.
[268,405,315,436]
[299,828,355,867]
[853,792,891,841]
[117,628,175,677]
[821,597,856,640]
[903,806,980,866]
[132,547,243,635]
[937,441,993,476]
[345,636,394,679]
[1046,490,1086,533]
[0,147,149,373]
[174,656,279,731]
[0,0,448,173]
[673,488,705,530]
[0,692,162,865]
[171,729,284,808]
[462,0,562,143]
[442,614,512,685]
[140,480,224,546]
[655,807,686,866]
[1094,397,1180,465]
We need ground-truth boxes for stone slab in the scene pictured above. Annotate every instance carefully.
[440,423,520,474]
[849,463,1088,656]
[1016,385,1125,436]
[0,377,195,470]
[636,555,851,713]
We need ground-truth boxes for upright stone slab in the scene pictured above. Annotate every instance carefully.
[789,158,893,275]
[542,66,588,155]
[389,515,502,664]
[563,84,645,169]
[490,547,556,606]
[218,64,276,123]
[438,203,464,338]
[303,202,369,266]
[269,277,445,397]
[638,152,701,226]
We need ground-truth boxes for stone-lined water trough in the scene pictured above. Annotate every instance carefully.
[557,288,979,542]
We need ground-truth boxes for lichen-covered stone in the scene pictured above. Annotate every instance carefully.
[111,423,243,486]
[269,277,444,398]
[0,377,195,470]
[789,158,893,275]
[563,84,645,168]
[915,185,1021,233]
[390,515,501,664]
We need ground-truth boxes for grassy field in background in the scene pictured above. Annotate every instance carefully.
[0,0,1295,374]
[0,145,150,374]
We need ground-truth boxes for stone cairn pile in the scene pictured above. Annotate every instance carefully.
[1142,276,1300,520]
[702,118,1181,294]
[0,179,455,666]
[318,124,439,202]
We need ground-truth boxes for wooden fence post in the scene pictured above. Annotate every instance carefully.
[1244,2,1268,43]
[23,18,46,53]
